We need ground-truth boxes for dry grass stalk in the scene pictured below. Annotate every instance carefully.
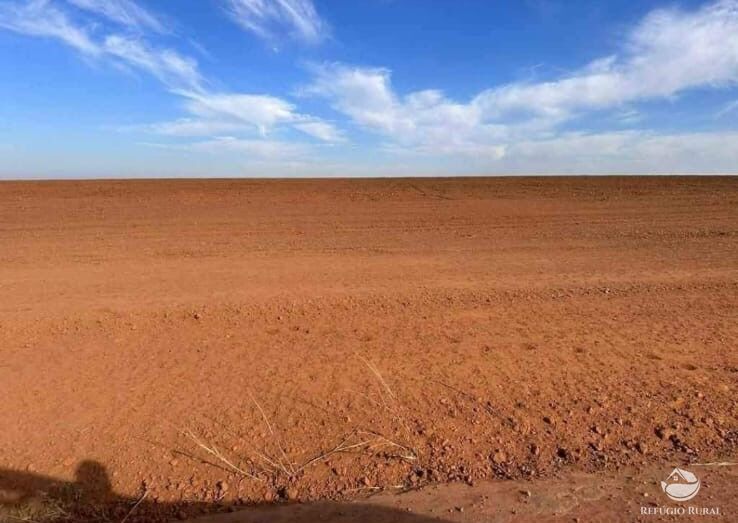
[181,428,263,481]
[295,427,418,474]
[296,430,375,472]
[201,414,285,476]
[250,394,296,476]
[353,355,422,464]
[356,355,396,403]
[120,489,148,523]
[181,361,420,484]
[358,430,418,461]
[1,492,70,523]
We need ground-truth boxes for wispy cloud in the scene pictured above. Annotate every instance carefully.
[176,90,297,134]
[140,89,345,143]
[292,120,346,142]
[103,35,203,90]
[65,0,166,33]
[715,98,738,118]
[149,135,310,159]
[0,0,201,90]
[133,119,248,137]
[0,0,100,55]
[224,0,327,45]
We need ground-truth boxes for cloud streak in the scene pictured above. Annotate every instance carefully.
[65,0,166,33]
[180,135,309,159]
[224,0,327,45]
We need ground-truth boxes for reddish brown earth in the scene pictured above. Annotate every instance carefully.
[0,177,736,522]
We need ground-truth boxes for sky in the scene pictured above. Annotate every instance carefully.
[1,0,738,178]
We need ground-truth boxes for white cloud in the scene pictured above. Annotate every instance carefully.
[140,89,345,143]
[4,0,738,175]
[65,0,165,33]
[0,0,344,151]
[0,0,100,55]
[175,90,297,134]
[0,1,202,90]
[303,64,508,156]
[103,35,203,90]
[473,0,738,119]
[224,0,327,45]
[0,0,340,167]
[304,1,738,157]
[292,120,345,142]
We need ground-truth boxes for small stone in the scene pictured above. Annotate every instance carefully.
[492,450,507,464]
[286,488,298,501]
[264,490,274,502]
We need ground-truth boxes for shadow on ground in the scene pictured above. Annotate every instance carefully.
[0,461,449,523]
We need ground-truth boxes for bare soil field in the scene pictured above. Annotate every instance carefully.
[0,177,736,522]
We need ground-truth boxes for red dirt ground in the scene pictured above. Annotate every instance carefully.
[0,177,736,522]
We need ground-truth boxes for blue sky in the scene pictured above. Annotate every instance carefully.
[1,0,738,178]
